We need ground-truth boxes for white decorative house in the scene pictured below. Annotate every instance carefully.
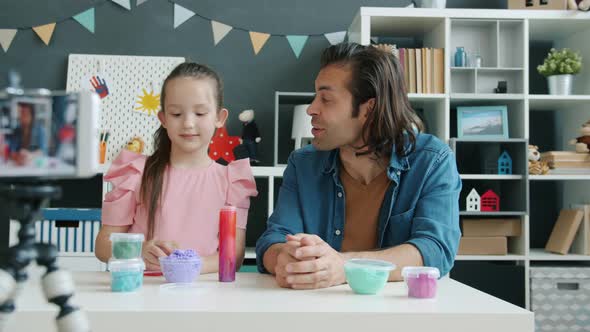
[466,188,481,212]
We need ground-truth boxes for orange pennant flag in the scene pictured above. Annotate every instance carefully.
[249,31,270,55]
[33,23,56,46]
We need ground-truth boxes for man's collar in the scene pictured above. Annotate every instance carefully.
[321,146,411,176]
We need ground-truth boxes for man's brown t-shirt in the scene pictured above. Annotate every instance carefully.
[340,166,391,252]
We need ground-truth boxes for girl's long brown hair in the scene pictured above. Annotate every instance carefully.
[140,63,223,240]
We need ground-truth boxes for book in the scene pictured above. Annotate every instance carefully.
[415,48,423,94]
[425,48,432,94]
[541,151,590,162]
[547,161,590,168]
[571,205,590,255]
[433,48,444,93]
[545,209,584,255]
[408,49,416,93]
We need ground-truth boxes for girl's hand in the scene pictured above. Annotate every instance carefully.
[142,240,179,271]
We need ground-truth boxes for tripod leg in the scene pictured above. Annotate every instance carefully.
[36,243,89,332]
[0,300,14,332]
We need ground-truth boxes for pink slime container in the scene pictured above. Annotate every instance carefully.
[401,266,440,298]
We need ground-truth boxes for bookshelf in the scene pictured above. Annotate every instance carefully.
[348,7,590,310]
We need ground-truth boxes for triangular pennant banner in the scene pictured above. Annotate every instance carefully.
[0,29,17,52]
[174,3,195,29]
[111,0,131,10]
[211,21,232,46]
[73,8,95,33]
[32,23,56,46]
[324,31,346,45]
[286,35,308,58]
[249,31,270,55]
[137,0,149,5]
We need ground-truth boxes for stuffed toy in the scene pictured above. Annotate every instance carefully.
[126,136,145,154]
[568,0,590,10]
[569,119,590,153]
[238,109,261,164]
[528,145,550,175]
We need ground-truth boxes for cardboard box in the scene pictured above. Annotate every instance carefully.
[458,236,508,255]
[508,0,567,10]
[545,209,584,255]
[571,205,590,255]
[462,218,521,237]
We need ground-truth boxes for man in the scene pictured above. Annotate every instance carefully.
[256,42,461,289]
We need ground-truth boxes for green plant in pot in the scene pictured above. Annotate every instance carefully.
[537,48,582,95]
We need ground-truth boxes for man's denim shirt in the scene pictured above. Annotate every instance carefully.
[255,133,462,277]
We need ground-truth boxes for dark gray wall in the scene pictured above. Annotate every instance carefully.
[0,0,505,237]
[0,0,503,202]
[1,0,503,163]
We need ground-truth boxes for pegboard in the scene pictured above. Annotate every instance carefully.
[66,54,185,162]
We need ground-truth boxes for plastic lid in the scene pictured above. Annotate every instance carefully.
[344,259,396,271]
[401,266,440,279]
[108,258,145,272]
[220,206,236,212]
[110,232,145,242]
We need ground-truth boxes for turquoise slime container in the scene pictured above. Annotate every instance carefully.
[110,233,144,259]
[109,258,145,292]
[344,259,396,295]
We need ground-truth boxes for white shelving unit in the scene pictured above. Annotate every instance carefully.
[347,7,590,310]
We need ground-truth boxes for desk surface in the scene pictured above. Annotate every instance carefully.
[10,271,533,332]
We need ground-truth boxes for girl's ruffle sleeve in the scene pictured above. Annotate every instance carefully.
[101,150,147,226]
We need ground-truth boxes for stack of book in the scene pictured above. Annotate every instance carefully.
[458,218,521,255]
[540,151,590,174]
[398,48,445,94]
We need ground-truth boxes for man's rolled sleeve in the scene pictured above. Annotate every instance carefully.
[405,149,462,277]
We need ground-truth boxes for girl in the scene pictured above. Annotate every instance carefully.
[95,63,258,273]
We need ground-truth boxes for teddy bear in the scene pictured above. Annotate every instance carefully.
[126,136,145,154]
[568,0,590,11]
[528,145,550,175]
[569,119,590,153]
[238,109,261,164]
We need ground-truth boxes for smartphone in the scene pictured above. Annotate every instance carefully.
[0,90,100,180]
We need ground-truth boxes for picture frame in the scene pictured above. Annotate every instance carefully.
[457,105,509,139]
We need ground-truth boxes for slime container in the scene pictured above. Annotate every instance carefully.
[110,233,144,259]
[401,266,440,298]
[344,259,396,295]
[108,258,145,292]
[159,249,202,284]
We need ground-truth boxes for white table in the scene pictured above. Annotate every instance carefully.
[10,272,533,332]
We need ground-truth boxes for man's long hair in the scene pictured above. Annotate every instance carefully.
[320,43,423,158]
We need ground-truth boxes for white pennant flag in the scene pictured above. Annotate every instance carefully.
[211,21,232,46]
[0,29,17,52]
[324,31,346,45]
[111,0,131,10]
[174,3,195,29]
[137,0,149,5]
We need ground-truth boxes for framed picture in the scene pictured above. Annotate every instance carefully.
[457,105,509,139]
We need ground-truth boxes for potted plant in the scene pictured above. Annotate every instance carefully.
[537,48,582,95]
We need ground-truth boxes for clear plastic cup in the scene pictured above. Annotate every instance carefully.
[401,266,440,298]
[108,258,145,292]
[110,233,144,259]
[344,259,396,295]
